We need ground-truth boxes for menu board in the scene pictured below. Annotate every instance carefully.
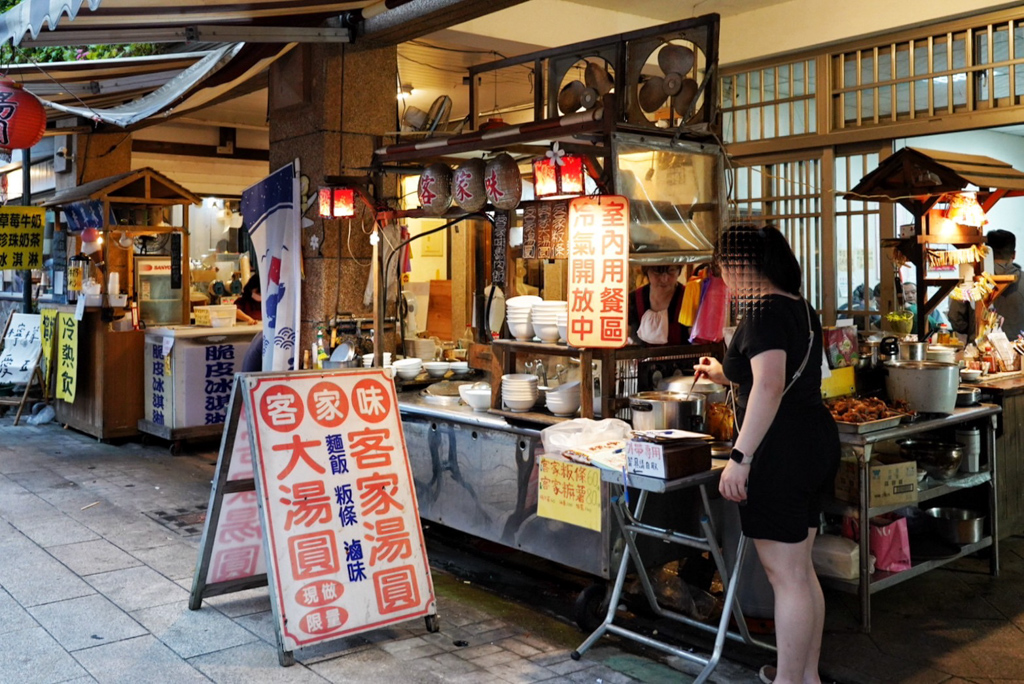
[56,313,77,402]
[521,203,537,259]
[0,313,40,384]
[246,370,434,651]
[0,206,45,271]
[566,196,630,348]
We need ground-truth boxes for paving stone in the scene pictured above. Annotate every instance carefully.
[5,468,78,493]
[308,645,442,683]
[84,565,189,612]
[15,514,101,547]
[452,642,504,660]
[467,649,521,668]
[131,599,260,659]
[486,659,558,683]
[530,650,598,675]
[0,537,95,607]
[72,634,210,683]
[131,540,203,581]
[497,636,544,658]
[29,594,147,652]
[199,585,274,617]
[0,626,88,683]
[233,609,279,644]
[428,652,484,677]
[561,664,640,683]
[0,588,34,636]
[47,539,143,576]
[189,641,331,683]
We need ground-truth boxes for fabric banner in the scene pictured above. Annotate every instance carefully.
[56,313,77,402]
[241,162,302,371]
[0,312,40,385]
[0,206,45,271]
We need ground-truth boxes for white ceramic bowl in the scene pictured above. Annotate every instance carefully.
[459,386,492,411]
[508,321,535,341]
[423,361,450,378]
[534,323,561,343]
[393,357,423,369]
[557,322,568,342]
[504,397,536,412]
[450,361,470,375]
[960,369,983,383]
[507,295,543,307]
[503,373,539,383]
[546,394,581,417]
[396,368,421,380]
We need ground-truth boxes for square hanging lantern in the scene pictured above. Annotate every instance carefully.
[318,187,355,218]
[532,153,585,200]
[945,191,987,228]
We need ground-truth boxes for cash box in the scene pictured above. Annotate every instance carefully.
[626,439,711,479]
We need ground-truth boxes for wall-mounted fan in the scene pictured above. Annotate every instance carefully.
[625,35,714,130]
[638,44,699,117]
[557,60,614,114]
[401,95,452,136]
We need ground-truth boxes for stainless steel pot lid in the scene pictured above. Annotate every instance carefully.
[884,360,958,369]
[631,391,703,402]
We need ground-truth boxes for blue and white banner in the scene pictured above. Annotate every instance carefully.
[241,162,302,371]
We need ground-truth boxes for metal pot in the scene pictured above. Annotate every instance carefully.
[900,342,928,361]
[956,387,981,407]
[884,360,959,414]
[898,439,964,479]
[629,391,705,432]
[924,507,984,545]
[657,376,728,403]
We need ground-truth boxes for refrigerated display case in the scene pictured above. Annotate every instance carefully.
[135,256,184,326]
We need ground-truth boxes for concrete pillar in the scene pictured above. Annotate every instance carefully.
[268,43,397,359]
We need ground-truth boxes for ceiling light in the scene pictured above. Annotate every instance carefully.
[397,84,413,100]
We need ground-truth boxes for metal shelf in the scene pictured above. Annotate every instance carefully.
[823,468,992,518]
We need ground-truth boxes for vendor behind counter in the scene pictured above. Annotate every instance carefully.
[628,265,689,345]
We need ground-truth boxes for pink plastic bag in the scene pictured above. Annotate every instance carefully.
[689,275,728,343]
[842,514,911,573]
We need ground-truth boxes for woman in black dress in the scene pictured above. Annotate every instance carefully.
[695,225,839,684]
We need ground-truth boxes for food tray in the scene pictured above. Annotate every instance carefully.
[835,414,903,433]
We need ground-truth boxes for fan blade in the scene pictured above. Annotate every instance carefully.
[658,44,695,78]
[402,105,428,131]
[672,79,700,119]
[638,76,668,113]
[558,80,586,114]
[662,72,683,96]
[584,62,614,96]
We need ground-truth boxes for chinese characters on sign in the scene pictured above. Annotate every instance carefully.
[537,456,602,531]
[0,206,44,271]
[0,313,40,385]
[248,370,434,650]
[203,344,235,425]
[149,342,167,426]
[40,309,56,386]
[522,203,537,259]
[566,196,630,349]
[491,211,508,287]
[56,313,77,402]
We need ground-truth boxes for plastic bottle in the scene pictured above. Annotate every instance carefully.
[460,324,475,349]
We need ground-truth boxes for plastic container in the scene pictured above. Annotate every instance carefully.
[194,304,237,327]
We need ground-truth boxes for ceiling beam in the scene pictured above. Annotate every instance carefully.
[354,0,531,47]
[21,25,350,48]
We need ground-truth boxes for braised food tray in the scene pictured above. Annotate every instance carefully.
[834,414,903,433]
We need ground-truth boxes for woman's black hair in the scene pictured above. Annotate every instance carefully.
[242,274,260,299]
[715,224,802,295]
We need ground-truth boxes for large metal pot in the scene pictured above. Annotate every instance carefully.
[884,360,959,414]
[924,507,984,545]
[629,391,705,432]
[657,376,728,403]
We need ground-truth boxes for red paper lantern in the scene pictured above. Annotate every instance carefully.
[318,187,355,218]
[452,159,487,212]
[0,79,46,163]
[418,163,452,216]
[533,153,585,200]
[484,153,522,210]
[81,227,99,243]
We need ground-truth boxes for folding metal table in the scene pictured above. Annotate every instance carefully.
[571,464,775,683]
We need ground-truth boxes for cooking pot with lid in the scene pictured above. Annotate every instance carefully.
[657,376,728,403]
[629,391,705,432]
[884,360,959,414]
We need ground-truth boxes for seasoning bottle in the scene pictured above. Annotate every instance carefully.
[460,325,475,349]
[937,323,951,345]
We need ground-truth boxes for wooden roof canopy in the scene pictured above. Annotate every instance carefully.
[43,167,201,210]
[844,147,1024,213]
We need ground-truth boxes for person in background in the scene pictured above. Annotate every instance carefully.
[235,275,261,326]
[627,264,690,345]
[838,283,881,330]
[695,225,839,684]
[949,230,1024,341]
[902,281,948,336]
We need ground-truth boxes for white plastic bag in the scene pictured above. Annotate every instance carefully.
[541,418,632,456]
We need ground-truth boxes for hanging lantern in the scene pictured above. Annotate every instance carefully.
[0,79,47,164]
[318,187,355,218]
[532,143,585,200]
[484,153,522,210]
[452,159,487,212]
[946,191,987,228]
[418,163,452,216]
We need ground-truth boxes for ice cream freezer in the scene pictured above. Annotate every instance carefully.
[138,324,260,452]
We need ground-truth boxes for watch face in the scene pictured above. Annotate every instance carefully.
[730,448,744,463]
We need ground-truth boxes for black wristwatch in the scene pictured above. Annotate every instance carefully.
[730,448,749,465]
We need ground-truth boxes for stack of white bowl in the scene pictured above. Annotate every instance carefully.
[450,361,470,376]
[392,357,423,380]
[502,373,539,412]
[556,311,569,343]
[545,381,582,417]
[532,300,568,344]
[362,352,393,368]
[506,295,542,341]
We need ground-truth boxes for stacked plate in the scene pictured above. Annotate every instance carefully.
[502,373,539,412]
[546,381,581,417]
[392,357,423,380]
[532,300,568,344]
[506,295,542,342]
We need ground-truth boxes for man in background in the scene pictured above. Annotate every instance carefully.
[949,229,1024,341]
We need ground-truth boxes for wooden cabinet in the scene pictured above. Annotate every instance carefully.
[55,310,145,440]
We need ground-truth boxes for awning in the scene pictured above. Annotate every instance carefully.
[0,0,361,48]
[5,42,291,127]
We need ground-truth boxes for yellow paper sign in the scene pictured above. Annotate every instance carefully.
[40,308,57,387]
[537,456,602,531]
[56,313,78,403]
[0,206,45,271]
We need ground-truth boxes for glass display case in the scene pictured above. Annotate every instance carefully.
[135,256,184,326]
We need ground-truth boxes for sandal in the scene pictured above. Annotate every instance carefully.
[759,665,777,684]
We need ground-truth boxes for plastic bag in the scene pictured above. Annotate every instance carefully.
[679,270,707,327]
[541,418,632,456]
[842,514,911,573]
[689,275,729,343]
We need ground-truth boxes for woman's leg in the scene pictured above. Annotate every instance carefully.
[753,529,823,684]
